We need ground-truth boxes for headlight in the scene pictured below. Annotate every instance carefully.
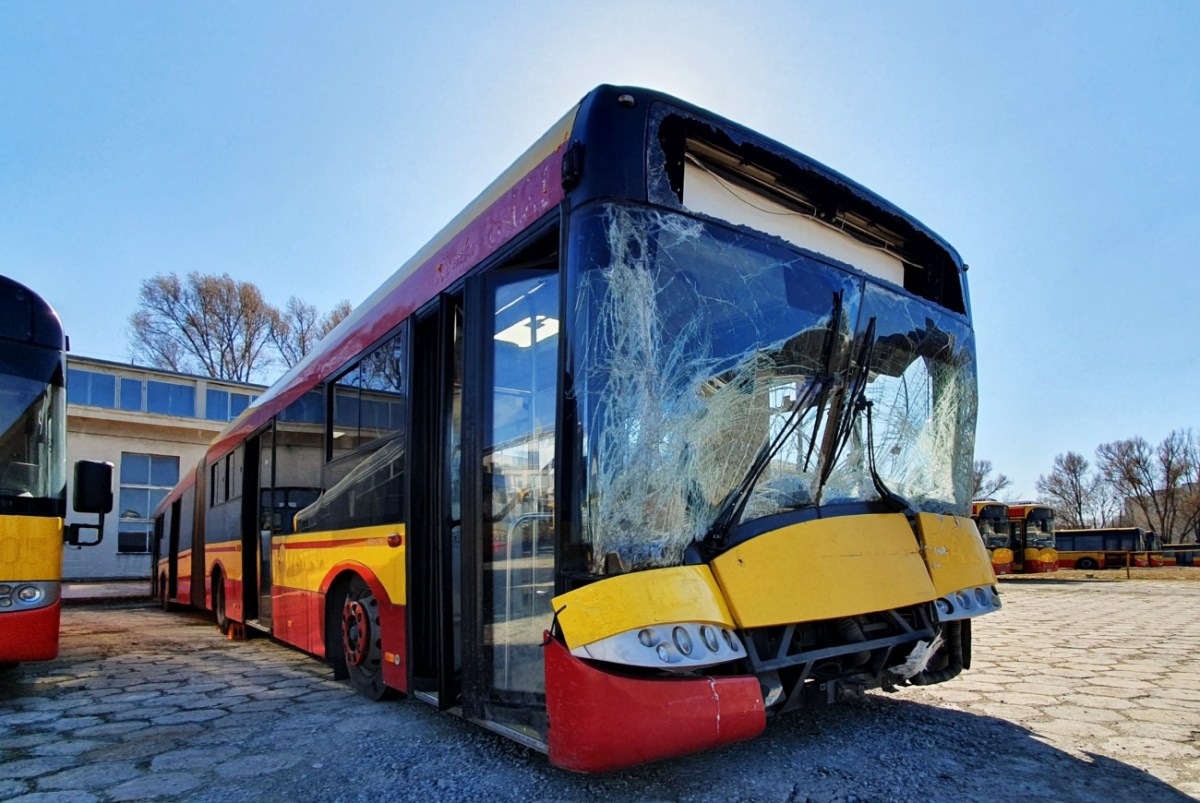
[934,584,1002,622]
[573,622,745,669]
[0,581,59,611]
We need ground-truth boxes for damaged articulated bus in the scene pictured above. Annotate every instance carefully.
[152,85,999,773]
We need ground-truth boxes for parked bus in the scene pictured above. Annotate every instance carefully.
[1,275,112,666]
[153,85,998,771]
[1056,527,1159,569]
[971,500,1014,575]
[1007,503,1058,573]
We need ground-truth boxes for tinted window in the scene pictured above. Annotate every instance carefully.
[120,378,142,411]
[66,369,115,408]
[206,388,229,421]
[147,381,195,417]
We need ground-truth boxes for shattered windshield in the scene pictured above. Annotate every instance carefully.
[569,204,976,573]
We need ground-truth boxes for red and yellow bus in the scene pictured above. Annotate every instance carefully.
[1,275,112,667]
[1007,503,1058,573]
[154,85,999,771]
[971,500,1014,575]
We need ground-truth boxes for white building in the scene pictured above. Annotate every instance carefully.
[62,355,262,580]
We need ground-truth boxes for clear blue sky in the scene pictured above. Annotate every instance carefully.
[3,2,1198,499]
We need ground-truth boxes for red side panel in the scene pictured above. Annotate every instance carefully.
[175,575,191,605]
[0,602,61,662]
[992,561,1013,575]
[544,637,765,772]
[274,585,313,649]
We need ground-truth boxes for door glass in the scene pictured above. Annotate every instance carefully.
[483,274,558,705]
[448,305,464,675]
[258,429,275,626]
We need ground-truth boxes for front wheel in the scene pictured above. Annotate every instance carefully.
[1076,557,1098,571]
[336,575,391,700]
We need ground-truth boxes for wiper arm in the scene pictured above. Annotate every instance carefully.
[702,375,825,548]
[700,292,844,551]
[820,316,911,512]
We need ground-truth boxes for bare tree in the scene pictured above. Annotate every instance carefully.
[972,459,1012,500]
[1096,431,1200,541]
[268,297,352,370]
[129,273,277,382]
[1036,452,1101,529]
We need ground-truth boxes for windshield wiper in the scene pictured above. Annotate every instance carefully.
[824,317,912,512]
[698,293,844,553]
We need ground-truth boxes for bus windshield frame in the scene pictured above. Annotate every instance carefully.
[0,339,67,518]
[567,201,977,574]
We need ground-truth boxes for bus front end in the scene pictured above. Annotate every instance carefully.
[972,501,1014,575]
[546,105,997,770]
[0,276,69,665]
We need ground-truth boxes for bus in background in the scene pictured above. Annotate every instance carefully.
[1007,503,1058,573]
[971,500,1013,575]
[1055,527,1160,569]
[153,85,998,772]
[1,275,112,667]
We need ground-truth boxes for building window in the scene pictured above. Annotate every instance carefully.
[66,369,116,408]
[206,388,253,421]
[118,453,179,554]
[146,380,195,417]
[119,377,143,411]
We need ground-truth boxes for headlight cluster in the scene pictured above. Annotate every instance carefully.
[0,582,59,611]
[572,622,745,669]
[933,584,1001,622]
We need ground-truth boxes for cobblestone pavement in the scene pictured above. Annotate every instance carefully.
[0,580,1197,802]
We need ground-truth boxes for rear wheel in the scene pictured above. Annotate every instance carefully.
[212,573,230,635]
[337,575,391,700]
[1076,557,1098,570]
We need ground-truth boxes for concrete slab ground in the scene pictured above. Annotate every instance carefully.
[2,579,1198,801]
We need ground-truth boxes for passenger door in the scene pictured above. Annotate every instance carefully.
[466,269,560,736]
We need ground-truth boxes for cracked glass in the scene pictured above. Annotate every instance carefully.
[569,203,976,573]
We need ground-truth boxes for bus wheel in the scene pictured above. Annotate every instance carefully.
[1076,557,1098,570]
[339,575,390,701]
[213,573,230,635]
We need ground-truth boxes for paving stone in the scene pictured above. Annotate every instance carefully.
[213,751,303,778]
[27,740,102,757]
[150,709,229,725]
[0,779,29,798]
[150,745,240,772]
[0,734,45,751]
[5,791,99,803]
[107,771,206,801]
[72,721,149,738]
[37,760,141,791]
[0,757,75,780]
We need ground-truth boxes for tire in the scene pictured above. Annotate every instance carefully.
[213,573,230,635]
[1075,557,1098,571]
[335,575,392,700]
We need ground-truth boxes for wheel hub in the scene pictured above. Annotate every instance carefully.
[343,599,370,667]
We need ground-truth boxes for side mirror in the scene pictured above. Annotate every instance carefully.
[67,460,113,547]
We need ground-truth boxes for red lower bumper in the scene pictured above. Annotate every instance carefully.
[544,636,765,772]
[0,601,61,662]
[992,562,1012,575]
